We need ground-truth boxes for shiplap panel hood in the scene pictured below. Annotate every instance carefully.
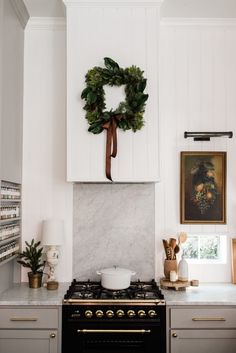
[63,0,163,182]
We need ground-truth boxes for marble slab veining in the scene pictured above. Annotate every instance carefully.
[164,283,236,305]
[1,283,236,306]
[0,283,69,305]
[73,183,155,281]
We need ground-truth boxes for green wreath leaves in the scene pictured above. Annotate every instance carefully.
[81,57,148,134]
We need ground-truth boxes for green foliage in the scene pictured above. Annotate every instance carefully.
[81,57,148,134]
[17,239,44,274]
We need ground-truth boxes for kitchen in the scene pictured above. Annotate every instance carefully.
[1,0,236,352]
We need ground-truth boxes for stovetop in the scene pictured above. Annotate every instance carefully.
[64,279,164,302]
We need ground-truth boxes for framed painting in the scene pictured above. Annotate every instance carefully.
[180,151,226,224]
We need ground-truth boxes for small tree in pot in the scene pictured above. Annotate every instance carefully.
[17,239,44,288]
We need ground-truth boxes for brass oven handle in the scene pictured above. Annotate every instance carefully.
[10,317,38,322]
[77,329,151,334]
[192,317,226,322]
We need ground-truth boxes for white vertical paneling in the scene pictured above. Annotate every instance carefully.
[157,22,236,282]
[225,28,236,235]
[22,24,73,282]
[66,3,161,182]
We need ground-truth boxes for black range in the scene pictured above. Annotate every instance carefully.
[62,279,166,353]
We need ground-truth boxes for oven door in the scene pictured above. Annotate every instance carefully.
[63,321,165,353]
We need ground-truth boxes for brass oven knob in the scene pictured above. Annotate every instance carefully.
[85,310,93,319]
[116,309,125,318]
[95,310,104,318]
[106,310,114,318]
[127,310,136,318]
[148,310,157,318]
[138,310,146,318]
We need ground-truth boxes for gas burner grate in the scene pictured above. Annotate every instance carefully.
[64,278,164,301]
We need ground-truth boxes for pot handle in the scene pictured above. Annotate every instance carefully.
[131,271,136,276]
[96,271,102,275]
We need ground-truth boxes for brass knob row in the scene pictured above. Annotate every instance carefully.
[84,309,157,319]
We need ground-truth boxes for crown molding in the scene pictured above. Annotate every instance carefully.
[161,17,236,27]
[10,0,30,28]
[62,0,164,7]
[26,17,66,31]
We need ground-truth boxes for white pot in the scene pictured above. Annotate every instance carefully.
[96,266,136,290]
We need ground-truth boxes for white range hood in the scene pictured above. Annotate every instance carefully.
[63,0,164,182]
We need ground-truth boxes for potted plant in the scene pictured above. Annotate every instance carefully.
[17,239,44,288]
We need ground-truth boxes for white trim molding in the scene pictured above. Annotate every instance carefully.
[9,0,29,28]
[161,17,236,27]
[62,0,164,7]
[26,17,66,31]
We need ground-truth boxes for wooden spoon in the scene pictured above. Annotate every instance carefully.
[173,244,180,259]
[178,232,188,245]
[169,238,177,249]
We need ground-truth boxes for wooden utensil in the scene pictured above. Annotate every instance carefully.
[169,238,177,249]
[166,247,173,260]
[178,232,188,245]
[174,244,180,257]
[162,239,170,259]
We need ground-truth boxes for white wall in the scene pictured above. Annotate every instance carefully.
[155,20,236,282]
[22,19,73,282]
[21,16,236,284]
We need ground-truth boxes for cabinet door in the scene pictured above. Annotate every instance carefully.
[0,330,58,353]
[170,329,236,353]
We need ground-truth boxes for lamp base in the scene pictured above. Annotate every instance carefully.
[46,281,59,290]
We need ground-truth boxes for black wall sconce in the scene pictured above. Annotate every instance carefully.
[184,131,233,141]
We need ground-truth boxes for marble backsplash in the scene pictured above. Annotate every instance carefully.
[73,183,155,280]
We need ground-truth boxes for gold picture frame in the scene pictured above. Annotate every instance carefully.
[180,151,226,224]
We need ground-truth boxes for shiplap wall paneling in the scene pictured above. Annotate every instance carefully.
[156,22,236,282]
[66,3,161,182]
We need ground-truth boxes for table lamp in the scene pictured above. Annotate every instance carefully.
[41,219,64,289]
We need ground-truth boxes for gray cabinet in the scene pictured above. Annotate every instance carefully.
[0,306,60,353]
[168,306,236,353]
[170,329,236,353]
[0,329,57,353]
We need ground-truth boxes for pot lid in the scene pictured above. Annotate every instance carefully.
[98,266,135,275]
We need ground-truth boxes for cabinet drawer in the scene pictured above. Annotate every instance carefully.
[171,308,236,329]
[0,308,59,329]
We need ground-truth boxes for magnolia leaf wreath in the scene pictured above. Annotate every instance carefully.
[81,57,149,181]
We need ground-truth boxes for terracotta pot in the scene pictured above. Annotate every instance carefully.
[28,272,43,289]
[164,259,177,279]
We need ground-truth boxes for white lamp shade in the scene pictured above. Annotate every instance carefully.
[41,219,64,246]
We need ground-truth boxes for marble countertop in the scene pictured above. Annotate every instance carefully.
[163,283,236,306]
[0,283,69,305]
[0,282,236,306]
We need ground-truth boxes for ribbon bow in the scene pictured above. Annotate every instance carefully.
[102,117,118,181]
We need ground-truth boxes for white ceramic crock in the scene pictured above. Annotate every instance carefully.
[96,266,136,290]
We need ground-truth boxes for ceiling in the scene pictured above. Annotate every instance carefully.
[22,0,236,18]
[23,0,64,17]
[161,0,236,18]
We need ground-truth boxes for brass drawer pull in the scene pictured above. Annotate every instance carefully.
[10,317,38,322]
[50,333,56,338]
[78,329,151,334]
[192,317,226,322]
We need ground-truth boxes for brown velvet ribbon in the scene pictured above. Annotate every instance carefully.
[102,117,117,181]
